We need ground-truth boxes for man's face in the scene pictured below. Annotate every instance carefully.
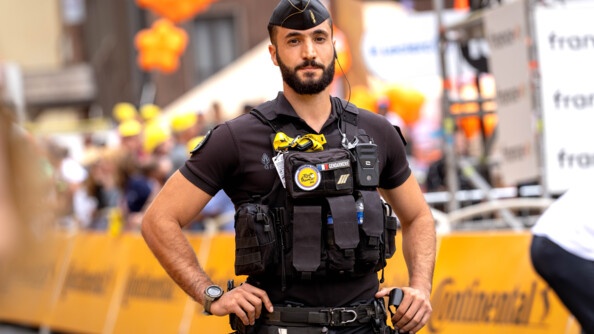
[271,20,335,95]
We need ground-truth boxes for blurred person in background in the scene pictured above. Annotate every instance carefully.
[424,128,473,193]
[140,103,161,126]
[530,176,594,334]
[83,147,121,230]
[108,118,154,231]
[0,95,51,263]
[141,1,435,333]
[201,101,225,134]
[43,139,89,230]
[118,118,145,160]
[115,152,153,231]
[113,102,139,123]
[169,111,200,172]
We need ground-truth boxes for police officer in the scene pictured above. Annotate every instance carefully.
[141,1,436,333]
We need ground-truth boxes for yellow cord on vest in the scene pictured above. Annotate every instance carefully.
[273,132,326,152]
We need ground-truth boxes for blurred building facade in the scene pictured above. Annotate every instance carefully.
[0,0,462,124]
[0,0,280,123]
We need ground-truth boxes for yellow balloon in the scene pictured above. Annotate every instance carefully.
[349,85,378,113]
[113,102,138,123]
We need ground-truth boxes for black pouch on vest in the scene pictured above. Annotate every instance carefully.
[234,203,277,276]
[355,190,385,273]
[383,201,398,259]
[284,148,354,199]
[324,196,359,274]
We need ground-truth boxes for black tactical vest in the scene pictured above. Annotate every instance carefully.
[233,97,398,291]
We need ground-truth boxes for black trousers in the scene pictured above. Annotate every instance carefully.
[530,235,594,334]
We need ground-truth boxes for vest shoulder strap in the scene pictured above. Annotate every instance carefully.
[331,97,362,145]
[250,101,300,135]
[251,96,360,139]
[333,97,358,127]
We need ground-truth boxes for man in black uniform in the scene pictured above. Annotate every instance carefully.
[141,1,436,333]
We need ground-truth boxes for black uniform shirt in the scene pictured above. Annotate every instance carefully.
[180,92,411,306]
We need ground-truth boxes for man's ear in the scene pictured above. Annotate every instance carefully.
[269,44,279,66]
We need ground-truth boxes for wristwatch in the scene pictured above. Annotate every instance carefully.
[203,285,224,315]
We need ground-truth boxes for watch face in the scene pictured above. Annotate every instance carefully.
[206,285,223,298]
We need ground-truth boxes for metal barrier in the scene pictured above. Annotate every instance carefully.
[431,197,554,233]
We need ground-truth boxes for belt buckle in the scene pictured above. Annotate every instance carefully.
[323,307,358,326]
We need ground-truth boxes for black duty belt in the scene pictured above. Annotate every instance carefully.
[263,304,380,327]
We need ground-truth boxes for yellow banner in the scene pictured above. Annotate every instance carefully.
[110,234,193,334]
[0,232,74,326]
[0,230,581,334]
[187,233,239,333]
[46,232,130,333]
[427,231,578,334]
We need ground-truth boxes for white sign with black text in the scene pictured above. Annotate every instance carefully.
[535,5,594,193]
[484,0,538,186]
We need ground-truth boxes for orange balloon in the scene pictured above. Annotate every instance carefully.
[135,18,188,73]
[159,55,179,73]
[385,85,424,126]
[136,0,213,23]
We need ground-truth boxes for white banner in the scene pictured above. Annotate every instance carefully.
[361,10,469,83]
[535,5,594,193]
[484,0,539,186]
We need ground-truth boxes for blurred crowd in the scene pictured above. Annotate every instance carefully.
[2,100,243,242]
[74,101,240,234]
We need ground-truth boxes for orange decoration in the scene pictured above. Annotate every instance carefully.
[135,19,189,74]
[333,25,351,79]
[136,0,213,23]
[451,81,498,139]
[457,115,481,139]
[454,0,469,10]
[482,113,498,137]
[457,114,498,139]
[384,84,424,126]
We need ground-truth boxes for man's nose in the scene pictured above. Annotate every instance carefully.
[302,39,316,59]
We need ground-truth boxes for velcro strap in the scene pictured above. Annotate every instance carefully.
[235,236,261,266]
[235,236,259,249]
[327,196,358,249]
[292,205,322,272]
[360,191,383,238]
[235,252,261,266]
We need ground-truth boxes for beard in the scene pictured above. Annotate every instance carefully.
[277,53,335,95]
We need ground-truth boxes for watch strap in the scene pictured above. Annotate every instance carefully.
[204,298,214,315]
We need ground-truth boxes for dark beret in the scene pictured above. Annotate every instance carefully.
[269,0,330,30]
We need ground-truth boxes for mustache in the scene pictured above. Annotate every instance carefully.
[295,60,325,70]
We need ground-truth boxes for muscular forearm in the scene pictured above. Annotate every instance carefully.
[141,216,212,305]
[401,214,436,295]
